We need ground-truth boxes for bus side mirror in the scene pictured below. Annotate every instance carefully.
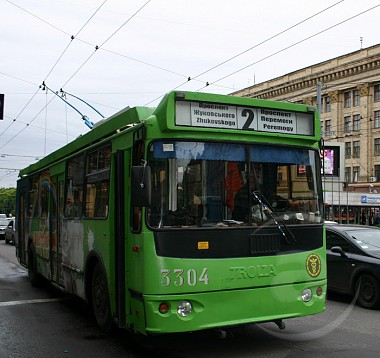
[131,165,151,207]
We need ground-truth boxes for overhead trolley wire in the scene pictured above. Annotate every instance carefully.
[196,3,380,92]
[143,0,345,106]
[60,0,152,89]
[44,0,109,82]
[192,1,345,86]
[0,0,110,151]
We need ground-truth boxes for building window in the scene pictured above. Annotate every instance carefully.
[353,89,360,106]
[345,142,351,159]
[375,110,380,128]
[375,84,380,102]
[353,166,360,182]
[353,114,360,131]
[344,116,351,132]
[344,167,351,183]
[375,138,380,156]
[375,165,380,181]
[353,141,360,158]
[344,91,352,108]
[325,119,331,136]
[324,96,331,112]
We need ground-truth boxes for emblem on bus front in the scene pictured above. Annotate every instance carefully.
[306,253,321,277]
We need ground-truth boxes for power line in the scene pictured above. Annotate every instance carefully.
[60,0,152,89]
[0,0,154,153]
[191,1,345,85]
[0,86,41,141]
[44,0,109,82]
[196,3,380,91]
[1,115,77,138]
[5,0,70,36]
[0,0,112,151]
[143,0,346,106]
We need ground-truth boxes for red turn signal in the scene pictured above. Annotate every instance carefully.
[132,246,140,252]
[159,302,170,314]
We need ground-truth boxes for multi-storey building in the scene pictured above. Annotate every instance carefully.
[232,44,380,224]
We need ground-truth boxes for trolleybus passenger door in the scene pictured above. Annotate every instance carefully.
[49,175,64,285]
[114,149,128,327]
[16,177,30,265]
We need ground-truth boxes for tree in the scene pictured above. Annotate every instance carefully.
[0,188,16,217]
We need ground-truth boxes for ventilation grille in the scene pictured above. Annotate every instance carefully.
[250,233,281,255]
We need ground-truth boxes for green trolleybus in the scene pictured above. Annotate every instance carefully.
[16,91,326,334]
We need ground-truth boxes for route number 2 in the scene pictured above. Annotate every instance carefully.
[241,108,255,130]
[161,268,209,287]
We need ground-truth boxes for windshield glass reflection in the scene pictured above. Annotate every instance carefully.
[148,141,323,228]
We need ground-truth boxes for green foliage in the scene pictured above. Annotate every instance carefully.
[0,188,16,217]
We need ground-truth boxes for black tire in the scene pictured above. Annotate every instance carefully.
[28,244,41,287]
[5,237,10,245]
[355,274,380,309]
[91,262,114,332]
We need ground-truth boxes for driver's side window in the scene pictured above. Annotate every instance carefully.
[326,231,351,251]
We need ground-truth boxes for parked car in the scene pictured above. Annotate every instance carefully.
[326,223,380,309]
[5,219,16,245]
[0,217,9,240]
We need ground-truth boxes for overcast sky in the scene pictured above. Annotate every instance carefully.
[1,0,380,187]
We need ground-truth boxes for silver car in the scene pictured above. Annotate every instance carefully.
[0,217,9,240]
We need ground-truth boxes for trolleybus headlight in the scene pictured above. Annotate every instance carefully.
[159,302,170,314]
[301,288,312,302]
[177,301,192,317]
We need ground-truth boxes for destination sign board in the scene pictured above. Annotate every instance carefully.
[175,100,314,136]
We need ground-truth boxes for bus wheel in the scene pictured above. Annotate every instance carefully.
[28,244,40,287]
[356,274,380,309]
[91,262,114,332]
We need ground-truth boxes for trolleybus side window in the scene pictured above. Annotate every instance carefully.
[85,145,111,218]
[29,176,38,218]
[65,154,85,218]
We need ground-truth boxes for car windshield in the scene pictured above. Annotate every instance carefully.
[147,140,323,228]
[346,229,380,252]
[0,218,9,226]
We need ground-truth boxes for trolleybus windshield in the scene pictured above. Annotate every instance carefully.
[148,141,323,228]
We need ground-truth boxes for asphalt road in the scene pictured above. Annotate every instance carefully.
[1,240,380,358]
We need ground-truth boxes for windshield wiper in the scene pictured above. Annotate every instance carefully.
[251,191,296,244]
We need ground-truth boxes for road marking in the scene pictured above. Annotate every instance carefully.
[0,298,66,307]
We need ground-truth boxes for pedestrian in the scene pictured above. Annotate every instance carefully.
[360,211,366,225]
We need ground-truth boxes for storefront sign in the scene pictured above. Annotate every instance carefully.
[361,195,380,204]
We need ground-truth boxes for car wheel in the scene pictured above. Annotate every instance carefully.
[355,274,380,309]
[91,262,114,332]
[5,237,10,244]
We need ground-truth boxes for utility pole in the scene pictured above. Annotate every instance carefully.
[317,82,326,213]
[317,82,322,114]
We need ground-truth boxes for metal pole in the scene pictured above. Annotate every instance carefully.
[317,81,322,114]
[347,187,349,224]
[338,172,341,223]
[332,171,334,221]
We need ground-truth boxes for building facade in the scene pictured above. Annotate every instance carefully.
[233,44,380,224]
